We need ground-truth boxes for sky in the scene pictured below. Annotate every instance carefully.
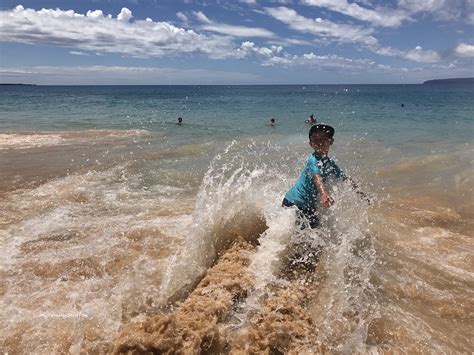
[0,0,473,84]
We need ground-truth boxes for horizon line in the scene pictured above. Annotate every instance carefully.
[1,77,473,86]
[0,83,446,86]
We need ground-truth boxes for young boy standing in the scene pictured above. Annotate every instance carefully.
[283,124,365,228]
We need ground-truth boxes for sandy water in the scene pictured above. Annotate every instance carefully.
[0,127,472,353]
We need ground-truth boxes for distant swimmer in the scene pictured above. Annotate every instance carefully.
[269,118,276,126]
[177,117,183,125]
[305,114,317,124]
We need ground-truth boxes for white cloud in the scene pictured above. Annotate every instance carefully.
[468,0,474,24]
[70,51,89,56]
[254,48,455,81]
[236,41,382,71]
[397,0,445,13]
[117,7,133,22]
[300,0,411,27]
[0,65,263,85]
[176,11,188,22]
[238,41,283,57]
[302,0,473,26]
[265,7,441,63]
[405,45,441,63]
[200,23,275,38]
[0,5,241,59]
[377,63,392,70]
[268,37,315,46]
[194,10,275,38]
[372,46,399,57]
[454,43,474,57]
[262,51,379,70]
[86,10,105,19]
[374,45,441,63]
[265,6,378,46]
[398,0,474,23]
[0,4,451,72]
[193,10,212,24]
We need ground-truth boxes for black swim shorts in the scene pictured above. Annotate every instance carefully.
[282,198,320,229]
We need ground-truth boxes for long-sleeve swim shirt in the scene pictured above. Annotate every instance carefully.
[284,153,344,210]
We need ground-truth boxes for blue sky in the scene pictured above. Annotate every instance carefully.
[0,0,473,84]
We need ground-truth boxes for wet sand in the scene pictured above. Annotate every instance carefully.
[115,239,255,354]
[0,130,153,197]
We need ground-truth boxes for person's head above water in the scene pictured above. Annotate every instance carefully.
[178,117,182,122]
[306,114,317,124]
[308,124,335,156]
[270,118,275,123]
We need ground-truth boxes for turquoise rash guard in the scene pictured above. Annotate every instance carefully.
[284,153,344,210]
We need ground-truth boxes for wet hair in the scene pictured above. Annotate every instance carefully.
[309,124,335,139]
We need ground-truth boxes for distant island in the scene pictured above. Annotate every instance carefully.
[0,83,37,86]
[423,78,474,85]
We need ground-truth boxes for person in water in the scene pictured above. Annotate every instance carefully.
[283,124,368,228]
[269,118,276,126]
[305,114,317,124]
[177,117,183,125]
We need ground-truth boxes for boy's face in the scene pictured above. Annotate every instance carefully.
[309,131,334,155]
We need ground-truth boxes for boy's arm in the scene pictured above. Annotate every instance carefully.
[312,174,334,208]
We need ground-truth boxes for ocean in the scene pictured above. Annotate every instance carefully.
[0,84,473,353]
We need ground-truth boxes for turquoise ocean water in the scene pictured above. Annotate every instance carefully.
[0,84,473,353]
[1,84,473,143]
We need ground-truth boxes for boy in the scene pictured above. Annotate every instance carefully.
[283,124,367,228]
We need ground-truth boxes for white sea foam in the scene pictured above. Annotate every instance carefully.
[0,133,66,149]
[156,140,302,303]
[0,160,194,352]
[0,129,151,149]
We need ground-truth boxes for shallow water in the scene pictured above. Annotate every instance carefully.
[0,84,473,353]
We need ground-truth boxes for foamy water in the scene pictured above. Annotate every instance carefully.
[0,130,151,150]
[1,129,472,353]
[1,84,473,353]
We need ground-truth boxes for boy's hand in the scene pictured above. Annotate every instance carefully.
[320,192,334,208]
